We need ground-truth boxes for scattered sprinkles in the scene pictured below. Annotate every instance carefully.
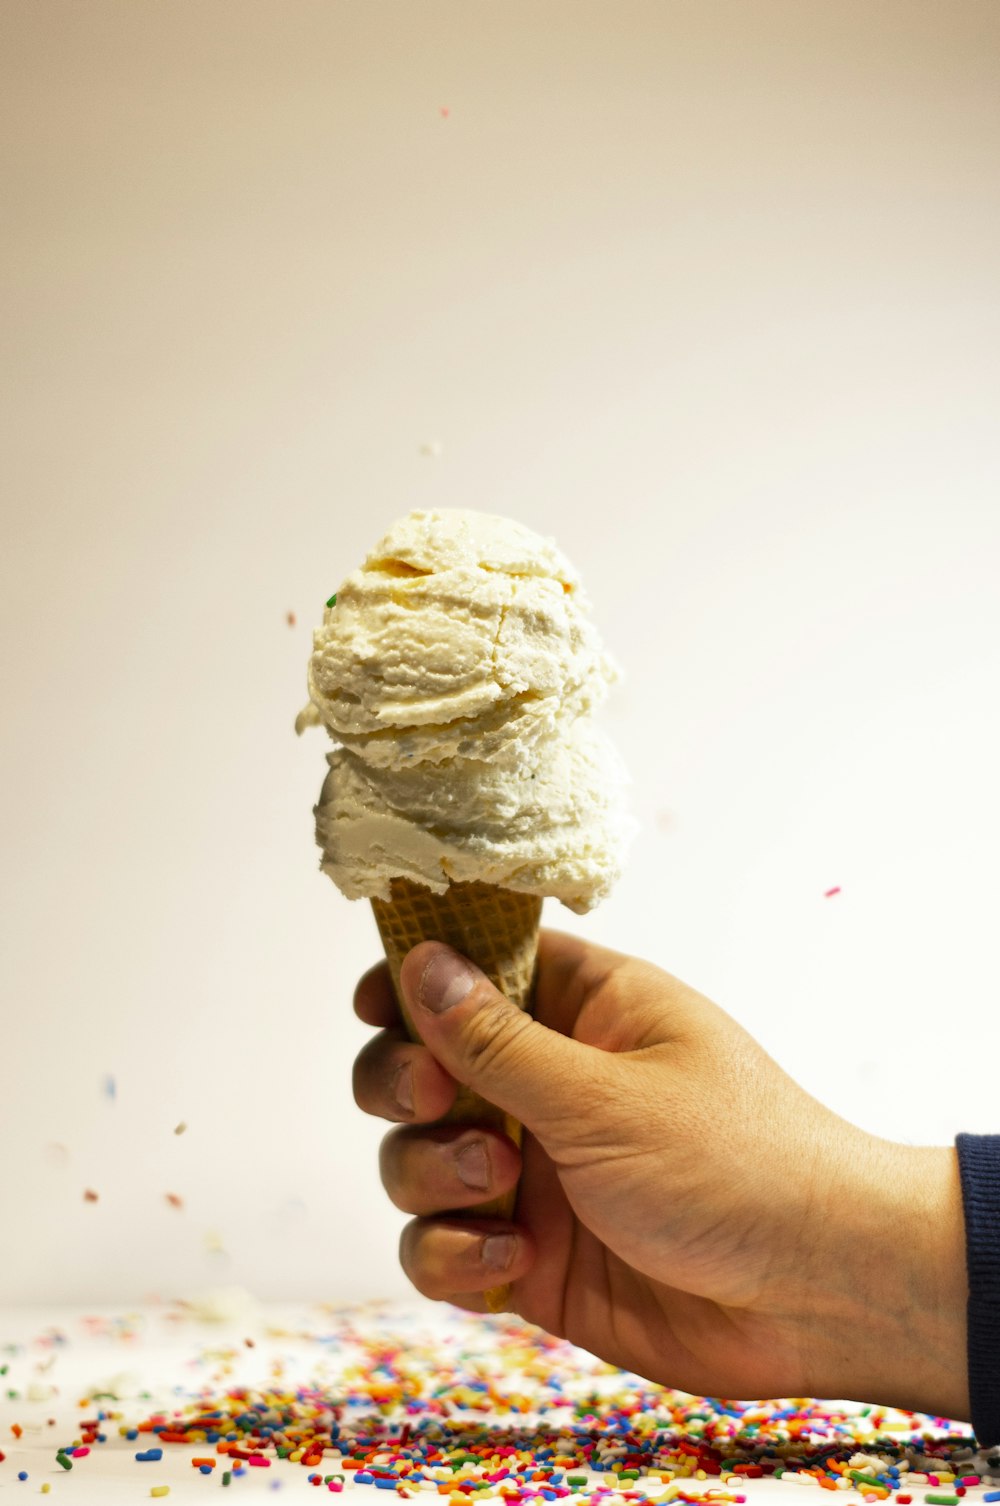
[1,1307,993,1501]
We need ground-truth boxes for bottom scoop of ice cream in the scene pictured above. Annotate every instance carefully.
[302,508,632,912]
[315,715,629,913]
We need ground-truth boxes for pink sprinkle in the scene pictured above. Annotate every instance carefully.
[824,886,842,898]
[960,1479,981,1487]
[71,1447,90,1458]
[440,106,450,118]
[926,1477,940,1488]
[247,1456,270,1467]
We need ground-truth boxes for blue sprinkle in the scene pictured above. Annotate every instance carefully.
[983,1494,1000,1502]
[356,1473,374,1484]
[200,1465,214,1474]
[375,1481,398,1491]
[18,1471,28,1481]
[125,1429,139,1440]
[136,1448,163,1462]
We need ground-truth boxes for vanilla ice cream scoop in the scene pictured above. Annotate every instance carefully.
[299,508,631,913]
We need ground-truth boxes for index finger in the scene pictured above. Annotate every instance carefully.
[354,960,401,1029]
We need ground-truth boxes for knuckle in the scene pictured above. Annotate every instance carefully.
[462,996,534,1081]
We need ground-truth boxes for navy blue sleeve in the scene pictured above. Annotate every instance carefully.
[956,1133,1000,1447]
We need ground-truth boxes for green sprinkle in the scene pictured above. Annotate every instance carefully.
[326,593,337,608]
[56,1453,73,1471]
[222,1472,232,1487]
[567,1478,588,1488]
[926,1496,959,1505]
[851,1474,883,1489]
[0,1365,7,1375]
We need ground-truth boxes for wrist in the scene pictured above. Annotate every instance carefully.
[805,1135,968,1419]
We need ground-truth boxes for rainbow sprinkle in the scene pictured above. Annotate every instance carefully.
[110,1309,993,1500]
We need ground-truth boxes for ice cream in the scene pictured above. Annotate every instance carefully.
[298,508,630,912]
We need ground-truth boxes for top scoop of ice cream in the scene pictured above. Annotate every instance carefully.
[301,509,631,912]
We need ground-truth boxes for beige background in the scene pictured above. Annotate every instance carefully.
[2,0,999,1304]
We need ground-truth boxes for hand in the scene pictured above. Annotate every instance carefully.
[353,931,969,1417]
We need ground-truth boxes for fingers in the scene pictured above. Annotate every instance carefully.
[399,1217,534,1301]
[354,960,398,1028]
[379,1124,522,1215]
[352,1028,458,1123]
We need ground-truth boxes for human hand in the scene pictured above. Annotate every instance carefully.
[353,931,969,1418]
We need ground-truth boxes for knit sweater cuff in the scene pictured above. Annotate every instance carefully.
[956,1133,1000,1447]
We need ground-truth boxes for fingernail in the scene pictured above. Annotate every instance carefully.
[455,1139,490,1193]
[391,1061,414,1116]
[481,1233,516,1272]
[419,949,475,1014]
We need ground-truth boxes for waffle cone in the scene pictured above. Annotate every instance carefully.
[370,878,542,1312]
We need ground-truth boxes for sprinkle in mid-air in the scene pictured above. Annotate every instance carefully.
[83,1189,99,1203]
[824,885,842,898]
[286,611,296,627]
[173,1122,187,1136]
[164,1193,183,1210]
[102,1074,116,1103]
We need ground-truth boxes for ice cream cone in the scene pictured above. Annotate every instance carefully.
[370,877,542,1312]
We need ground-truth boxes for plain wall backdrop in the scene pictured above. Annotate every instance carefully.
[2,0,999,1304]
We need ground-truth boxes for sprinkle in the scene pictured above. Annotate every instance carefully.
[287,612,296,627]
[56,1451,72,1470]
[926,1497,959,1504]
[173,1122,187,1136]
[326,593,338,608]
[165,1193,183,1209]
[151,1490,171,1499]
[223,1473,232,1486]
[440,107,450,118]
[103,1074,117,1102]
[136,1448,164,1462]
[83,1189,99,1203]
[983,1495,1000,1502]
[18,1471,28,1481]
[824,886,841,898]
[244,1337,255,1347]
[42,1487,51,1495]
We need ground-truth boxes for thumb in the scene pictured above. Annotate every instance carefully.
[399,940,592,1135]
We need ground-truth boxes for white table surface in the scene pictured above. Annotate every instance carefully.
[0,1301,987,1506]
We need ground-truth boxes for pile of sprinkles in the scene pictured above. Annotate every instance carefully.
[7,1307,996,1500]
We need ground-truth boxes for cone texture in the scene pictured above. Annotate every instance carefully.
[370,878,542,1312]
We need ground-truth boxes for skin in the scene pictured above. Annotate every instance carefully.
[353,930,970,1419]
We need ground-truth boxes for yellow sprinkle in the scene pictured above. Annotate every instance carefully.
[41,1489,51,1497]
[151,1491,170,1501]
